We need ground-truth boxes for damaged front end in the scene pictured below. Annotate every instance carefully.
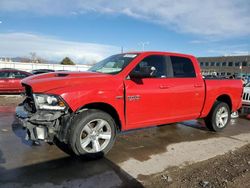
[16,84,72,143]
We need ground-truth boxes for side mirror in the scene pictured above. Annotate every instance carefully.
[129,66,156,79]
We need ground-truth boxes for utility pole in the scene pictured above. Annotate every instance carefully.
[138,42,149,51]
[246,51,249,78]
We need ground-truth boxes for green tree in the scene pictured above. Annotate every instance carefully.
[60,57,75,65]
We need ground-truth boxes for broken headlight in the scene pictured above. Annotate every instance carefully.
[33,94,67,111]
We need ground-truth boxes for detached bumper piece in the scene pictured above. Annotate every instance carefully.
[16,105,63,142]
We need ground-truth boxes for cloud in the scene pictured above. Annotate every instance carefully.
[0,21,2,24]
[0,0,249,38]
[207,49,249,56]
[207,43,250,56]
[0,33,120,63]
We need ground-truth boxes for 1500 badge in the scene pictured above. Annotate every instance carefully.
[128,95,141,101]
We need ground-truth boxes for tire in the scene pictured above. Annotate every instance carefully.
[54,137,75,156]
[67,109,116,159]
[204,101,231,132]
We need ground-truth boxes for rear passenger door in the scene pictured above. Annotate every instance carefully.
[168,56,205,119]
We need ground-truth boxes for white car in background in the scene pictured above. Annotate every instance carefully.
[243,83,250,106]
[231,83,250,118]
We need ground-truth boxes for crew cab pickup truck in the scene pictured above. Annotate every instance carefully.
[16,52,243,158]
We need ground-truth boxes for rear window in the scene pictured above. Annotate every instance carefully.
[170,56,196,78]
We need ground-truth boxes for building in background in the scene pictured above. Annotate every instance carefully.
[197,55,250,78]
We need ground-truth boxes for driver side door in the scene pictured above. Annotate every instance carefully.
[124,55,175,129]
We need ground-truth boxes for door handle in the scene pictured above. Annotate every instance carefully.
[159,85,171,89]
[194,84,203,88]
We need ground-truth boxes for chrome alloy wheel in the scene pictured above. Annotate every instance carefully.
[215,106,229,128]
[79,119,112,153]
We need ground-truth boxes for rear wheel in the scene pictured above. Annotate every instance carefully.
[205,101,230,132]
[68,109,116,159]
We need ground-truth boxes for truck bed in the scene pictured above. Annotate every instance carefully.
[200,79,243,117]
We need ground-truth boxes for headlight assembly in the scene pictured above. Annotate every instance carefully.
[33,94,67,111]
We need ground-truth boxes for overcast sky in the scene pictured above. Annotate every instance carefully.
[0,0,249,63]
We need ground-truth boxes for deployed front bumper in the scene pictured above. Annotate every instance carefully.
[16,104,64,142]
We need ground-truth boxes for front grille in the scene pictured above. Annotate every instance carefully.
[243,92,250,101]
[23,84,36,113]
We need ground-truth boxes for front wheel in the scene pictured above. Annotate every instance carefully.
[204,101,231,132]
[68,109,116,159]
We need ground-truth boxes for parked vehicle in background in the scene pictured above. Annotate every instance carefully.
[243,82,250,106]
[0,69,32,93]
[31,69,55,75]
[203,75,218,79]
[16,51,243,158]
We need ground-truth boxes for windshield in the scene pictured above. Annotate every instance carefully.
[88,54,138,74]
[246,82,250,87]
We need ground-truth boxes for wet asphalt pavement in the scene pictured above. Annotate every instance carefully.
[0,96,250,187]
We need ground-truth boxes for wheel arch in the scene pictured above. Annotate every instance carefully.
[216,94,232,111]
[77,102,122,131]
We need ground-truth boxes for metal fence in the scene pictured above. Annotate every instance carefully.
[0,61,91,72]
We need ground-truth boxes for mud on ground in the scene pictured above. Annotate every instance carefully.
[143,144,250,188]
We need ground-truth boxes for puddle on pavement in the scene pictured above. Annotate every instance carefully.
[0,155,143,187]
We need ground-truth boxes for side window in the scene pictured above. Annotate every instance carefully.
[0,72,9,79]
[16,72,29,79]
[170,56,196,78]
[8,72,16,78]
[7,71,27,79]
[132,55,173,78]
[0,72,9,78]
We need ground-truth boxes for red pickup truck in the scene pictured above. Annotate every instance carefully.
[16,52,242,158]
